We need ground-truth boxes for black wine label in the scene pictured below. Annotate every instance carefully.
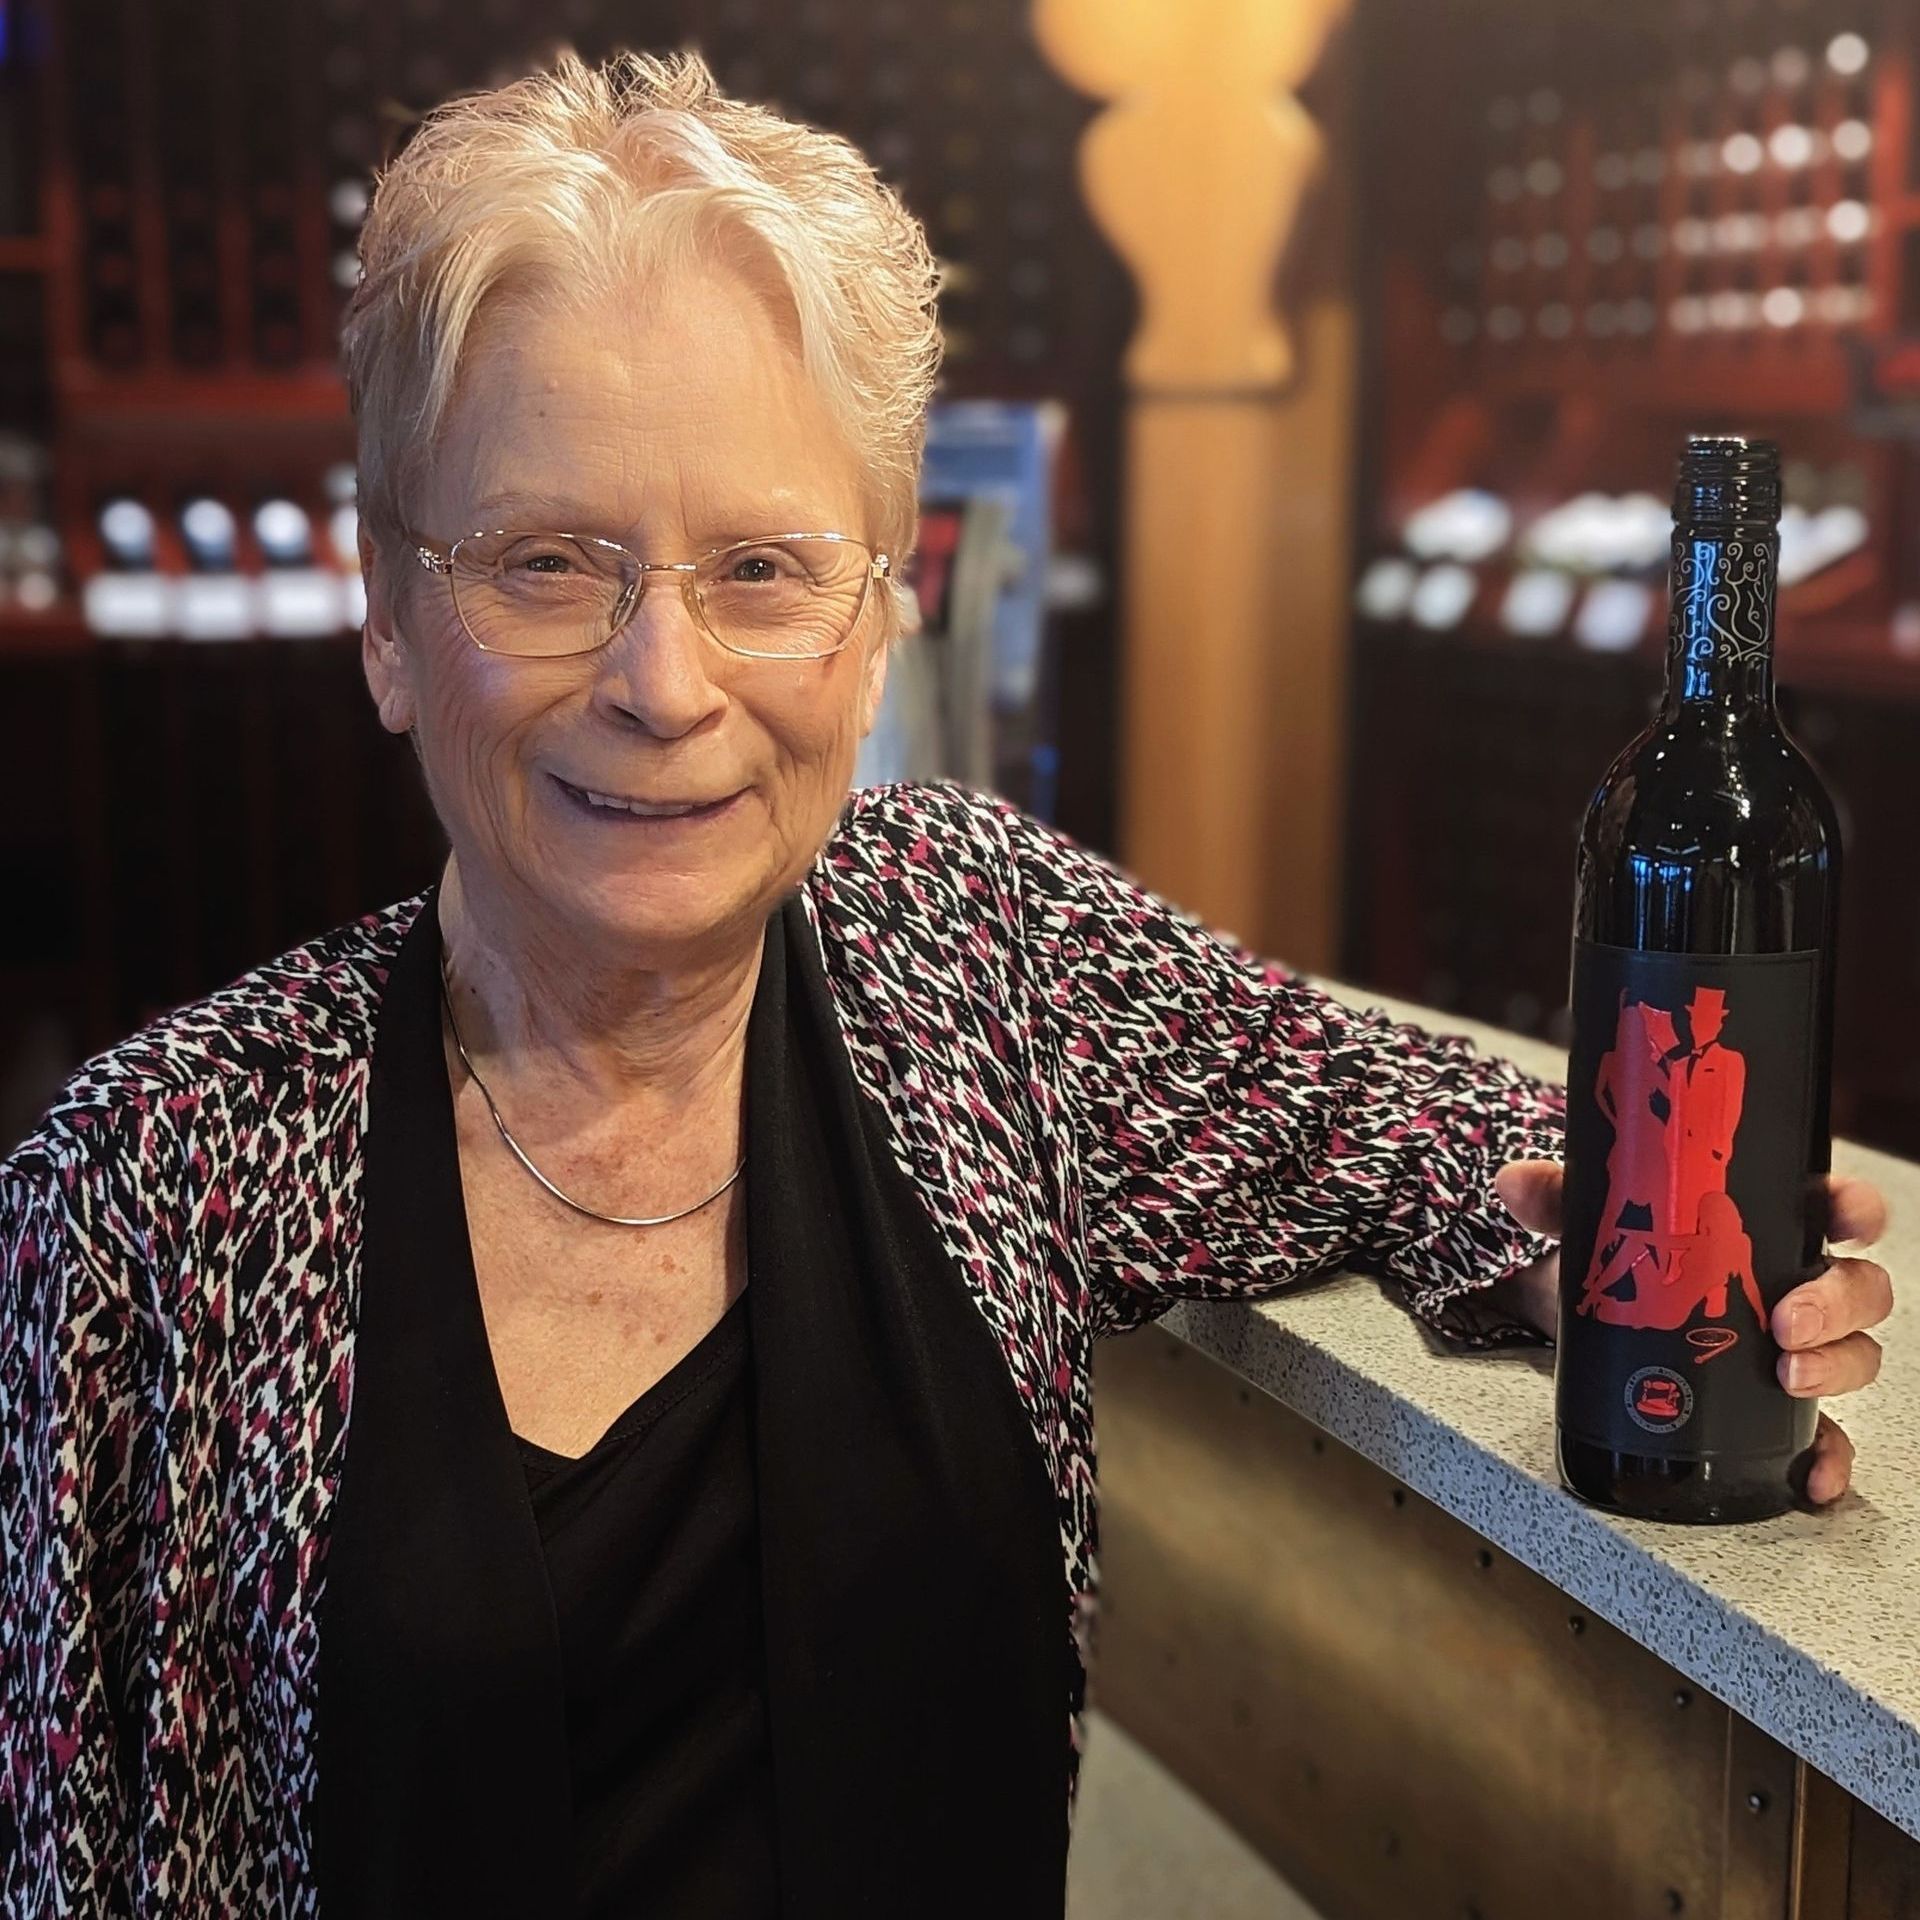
[1556,941,1823,1459]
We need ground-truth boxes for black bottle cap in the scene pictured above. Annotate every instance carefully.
[1673,434,1781,528]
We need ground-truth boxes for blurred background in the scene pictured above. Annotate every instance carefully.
[1,0,1917,1163]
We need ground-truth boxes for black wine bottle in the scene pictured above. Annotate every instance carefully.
[1555,435,1841,1524]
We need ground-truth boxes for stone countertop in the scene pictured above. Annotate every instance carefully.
[1154,982,1920,1842]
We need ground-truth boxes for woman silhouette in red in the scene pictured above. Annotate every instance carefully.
[1579,987,1758,1334]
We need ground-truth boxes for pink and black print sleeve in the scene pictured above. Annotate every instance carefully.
[1,1110,164,1911]
[987,796,1568,1346]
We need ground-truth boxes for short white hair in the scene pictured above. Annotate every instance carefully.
[339,46,941,634]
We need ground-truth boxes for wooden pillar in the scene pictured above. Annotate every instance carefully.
[1033,0,1356,966]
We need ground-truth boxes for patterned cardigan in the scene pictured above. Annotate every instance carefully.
[1,781,1566,1911]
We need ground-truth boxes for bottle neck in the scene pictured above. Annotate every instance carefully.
[1661,525,1778,713]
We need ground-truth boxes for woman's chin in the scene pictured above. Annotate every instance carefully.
[515,784,756,936]
[524,859,768,963]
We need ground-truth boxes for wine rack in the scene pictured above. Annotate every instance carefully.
[1345,0,1920,1158]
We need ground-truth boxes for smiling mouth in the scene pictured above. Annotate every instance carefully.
[551,773,742,820]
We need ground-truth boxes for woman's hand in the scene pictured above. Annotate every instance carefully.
[1491,1161,1894,1507]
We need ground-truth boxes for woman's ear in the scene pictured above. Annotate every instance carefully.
[858,621,892,740]
[858,581,906,740]
[358,525,418,736]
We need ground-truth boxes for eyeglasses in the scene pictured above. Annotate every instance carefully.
[411,528,892,661]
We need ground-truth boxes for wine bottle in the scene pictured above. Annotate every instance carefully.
[1555,435,1840,1524]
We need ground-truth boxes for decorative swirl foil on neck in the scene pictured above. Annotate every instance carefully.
[1668,530,1778,678]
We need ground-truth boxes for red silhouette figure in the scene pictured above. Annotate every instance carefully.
[1578,987,1759,1338]
[1664,988,1745,1241]
[1589,998,1683,1284]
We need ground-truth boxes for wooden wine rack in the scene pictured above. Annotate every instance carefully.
[1343,0,1920,1157]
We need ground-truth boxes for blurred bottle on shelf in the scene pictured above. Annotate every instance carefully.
[67,475,370,642]
[0,436,62,617]
[1356,463,1880,656]
[175,497,254,641]
[254,497,348,636]
[327,462,368,628]
[84,497,172,638]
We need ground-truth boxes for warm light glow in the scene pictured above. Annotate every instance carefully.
[1825,32,1869,77]
[329,178,370,225]
[1709,290,1756,331]
[1769,124,1815,169]
[1830,119,1873,163]
[1771,46,1812,88]
[1761,287,1805,328]
[1827,198,1872,244]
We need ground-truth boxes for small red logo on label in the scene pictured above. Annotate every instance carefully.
[1625,1365,1696,1434]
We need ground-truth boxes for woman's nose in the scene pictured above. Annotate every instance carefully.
[590,578,727,739]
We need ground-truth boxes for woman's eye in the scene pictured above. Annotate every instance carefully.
[729,554,781,583]
[512,551,573,573]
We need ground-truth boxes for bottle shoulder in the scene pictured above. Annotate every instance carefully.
[1581,708,1837,862]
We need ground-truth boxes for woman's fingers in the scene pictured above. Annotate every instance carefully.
[1494,1159,1565,1237]
[1776,1327,1884,1400]
[1772,1255,1896,1354]
[1805,1412,1855,1506]
[1824,1174,1890,1252]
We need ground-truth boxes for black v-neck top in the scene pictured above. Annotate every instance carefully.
[514,1289,778,1918]
[319,891,1072,1919]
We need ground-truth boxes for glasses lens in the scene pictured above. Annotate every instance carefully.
[696,538,871,657]
[451,531,633,657]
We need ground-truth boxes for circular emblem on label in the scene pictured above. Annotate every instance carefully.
[1625,1365,1695,1435]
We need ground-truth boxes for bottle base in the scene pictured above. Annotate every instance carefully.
[1556,1429,1815,1525]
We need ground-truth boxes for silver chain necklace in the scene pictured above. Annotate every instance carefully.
[439,962,746,1229]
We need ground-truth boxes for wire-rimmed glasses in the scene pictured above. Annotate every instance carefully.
[411,528,891,661]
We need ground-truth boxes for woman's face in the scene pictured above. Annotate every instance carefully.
[362,261,891,970]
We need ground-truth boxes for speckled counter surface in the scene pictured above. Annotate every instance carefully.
[1155,981,1920,1843]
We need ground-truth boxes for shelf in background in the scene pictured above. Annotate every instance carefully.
[1467,353,1856,417]
[53,367,353,433]
[0,612,368,658]
[1357,610,1920,708]
[0,608,92,657]
[0,236,50,275]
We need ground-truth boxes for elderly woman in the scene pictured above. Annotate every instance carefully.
[1,48,1896,1920]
